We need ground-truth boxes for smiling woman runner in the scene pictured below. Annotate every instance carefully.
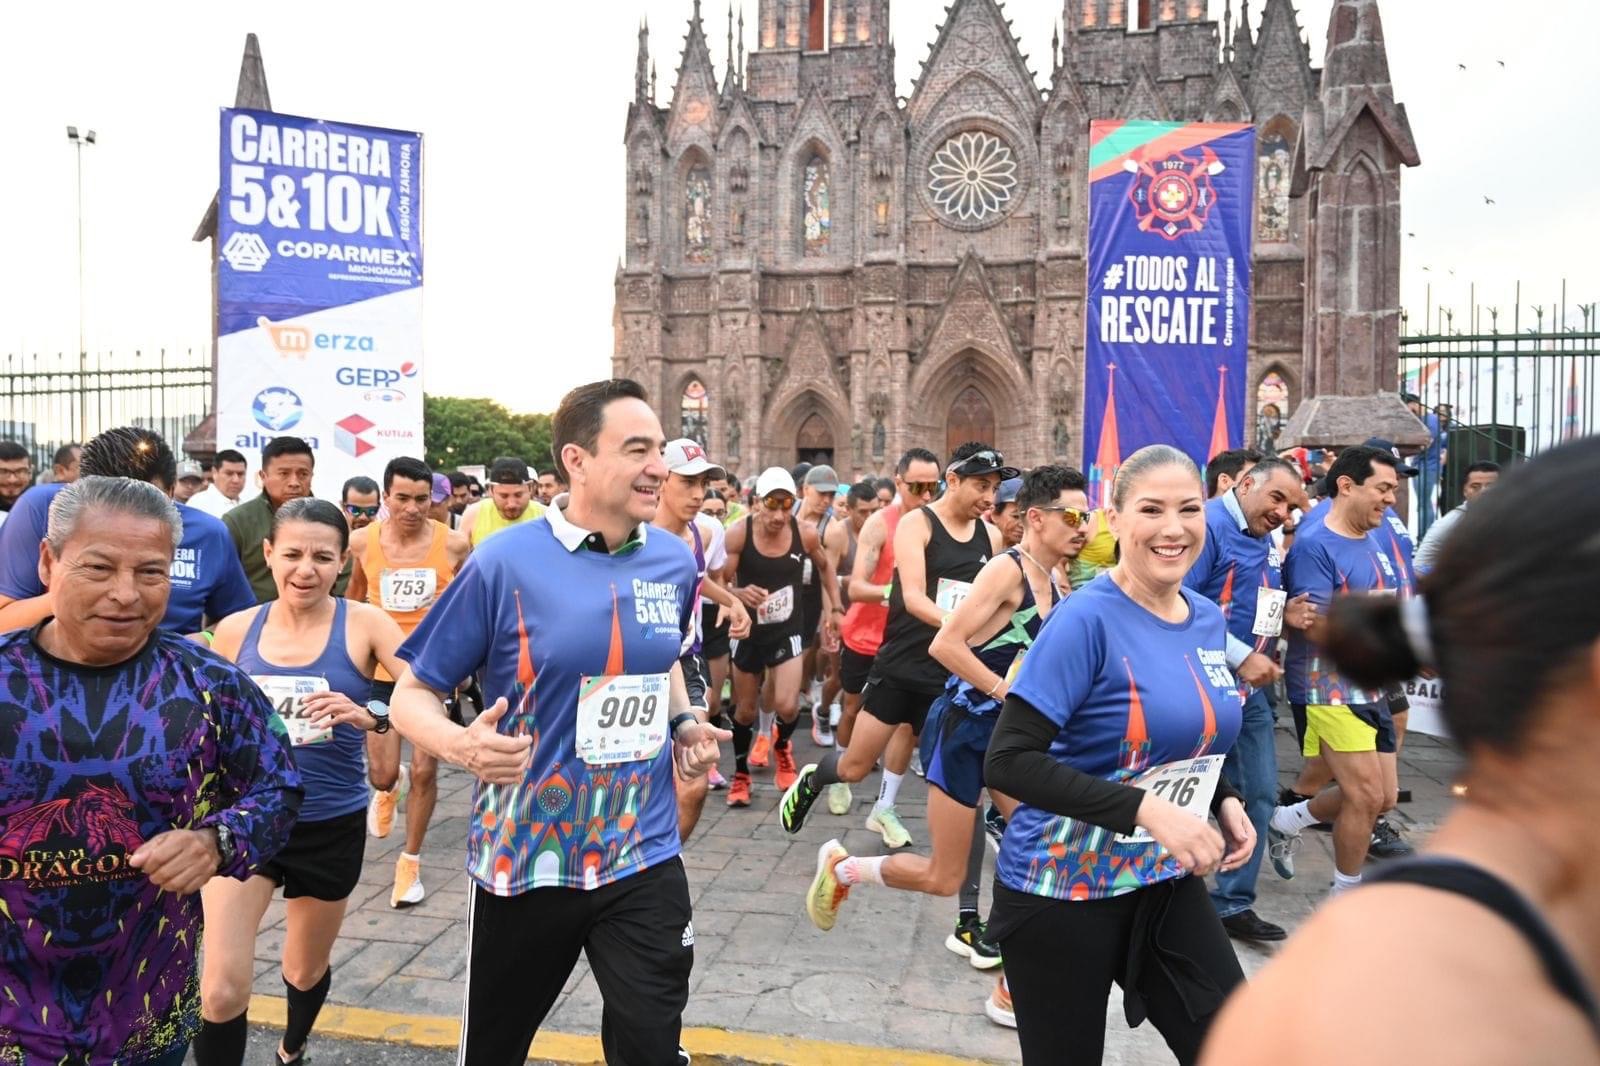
[983,445,1253,1066]
[194,498,406,1066]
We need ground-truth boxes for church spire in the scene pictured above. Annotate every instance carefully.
[635,18,651,103]
[1232,0,1255,70]
[738,7,746,84]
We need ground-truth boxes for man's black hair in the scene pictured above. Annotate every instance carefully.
[1205,448,1264,498]
[383,456,433,494]
[261,436,315,469]
[341,475,380,501]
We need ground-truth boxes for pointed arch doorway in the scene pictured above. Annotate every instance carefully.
[946,384,996,460]
[797,411,835,467]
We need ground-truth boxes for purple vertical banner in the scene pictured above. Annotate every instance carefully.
[1082,121,1254,507]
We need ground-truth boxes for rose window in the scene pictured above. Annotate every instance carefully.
[928,132,1018,223]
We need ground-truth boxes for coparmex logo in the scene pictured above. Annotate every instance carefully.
[256,315,375,359]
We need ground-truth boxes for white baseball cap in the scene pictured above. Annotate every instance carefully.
[664,439,727,480]
[754,467,798,498]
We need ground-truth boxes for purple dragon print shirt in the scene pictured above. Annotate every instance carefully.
[0,627,302,1065]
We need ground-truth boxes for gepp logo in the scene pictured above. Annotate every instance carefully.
[221,231,271,272]
[257,316,376,359]
[336,362,417,389]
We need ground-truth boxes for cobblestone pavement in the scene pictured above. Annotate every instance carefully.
[231,713,1462,1065]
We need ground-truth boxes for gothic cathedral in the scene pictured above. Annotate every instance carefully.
[614,0,1417,476]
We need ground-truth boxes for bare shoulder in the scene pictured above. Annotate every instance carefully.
[348,525,370,553]
[1204,887,1599,1066]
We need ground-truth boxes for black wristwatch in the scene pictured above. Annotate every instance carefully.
[669,712,700,738]
[367,699,392,734]
[212,822,237,868]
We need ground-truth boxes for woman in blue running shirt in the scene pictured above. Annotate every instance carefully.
[985,445,1253,1066]
[196,499,407,1066]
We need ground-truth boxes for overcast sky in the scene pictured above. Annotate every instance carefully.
[2,0,1593,413]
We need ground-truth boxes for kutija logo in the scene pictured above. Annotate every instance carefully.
[336,414,376,458]
[221,231,271,272]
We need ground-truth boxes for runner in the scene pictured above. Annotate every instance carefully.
[389,378,727,1064]
[197,498,406,1066]
[721,468,840,806]
[188,448,249,517]
[429,472,458,528]
[1204,437,1600,1064]
[825,450,940,820]
[699,489,735,755]
[536,468,562,505]
[1268,445,1403,898]
[816,482,882,747]
[1205,448,1263,499]
[1183,456,1314,944]
[982,446,1251,1064]
[784,442,1012,848]
[1413,460,1499,574]
[226,437,350,601]
[1066,505,1119,589]
[347,457,470,909]
[788,468,1088,974]
[0,426,255,635]
[50,441,83,485]
[652,439,751,826]
[459,456,545,548]
[987,476,1025,547]
[174,460,206,504]
[797,464,841,742]
[341,477,380,531]
[0,477,299,1066]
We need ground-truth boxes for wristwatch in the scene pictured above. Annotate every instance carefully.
[367,699,392,734]
[213,822,237,868]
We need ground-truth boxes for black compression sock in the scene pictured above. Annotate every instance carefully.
[811,751,843,788]
[732,721,753,775]
[193,1010,248,1066]
[776,715,800,747]
[282,967,332,1059]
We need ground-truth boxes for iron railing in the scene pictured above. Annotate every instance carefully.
[0,349,212,470]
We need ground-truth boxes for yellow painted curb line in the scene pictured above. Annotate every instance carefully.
[249,994,1000,1065]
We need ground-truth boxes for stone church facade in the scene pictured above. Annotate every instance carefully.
[614,0,1416,477]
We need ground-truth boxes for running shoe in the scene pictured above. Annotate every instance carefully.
[779,765,820,833]
[811,711,833,748]
[983,804,1006,853]
[910,749,925,778]
[866,806,913,848]
[826,781,852,816]
[804,839,851,932]
[727,772,752,808]
[707,766,728,791]
[749,731,773,770]
[1267,821,1300,880]
[774,743,799,791]
[391,853,426,908]
[985,977,1016,1029]
[1368,817,1415,860]
[946,916,1003,970]
[366,763,409,839]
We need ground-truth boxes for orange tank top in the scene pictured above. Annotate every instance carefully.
[839,502,901,657]
[364,520,455,682]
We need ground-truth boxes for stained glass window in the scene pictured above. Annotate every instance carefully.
[681,379,709,447]
[684,162,713,263]
[1257,124,1293,243]
[803,155,831,257]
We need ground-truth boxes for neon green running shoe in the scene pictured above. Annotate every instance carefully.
[866,806,913,848]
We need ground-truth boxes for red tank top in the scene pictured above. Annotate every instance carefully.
[839,502,901,656]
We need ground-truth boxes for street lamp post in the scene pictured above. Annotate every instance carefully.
[67,126,96,439]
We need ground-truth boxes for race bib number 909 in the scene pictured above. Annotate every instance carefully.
[576,673,671,766]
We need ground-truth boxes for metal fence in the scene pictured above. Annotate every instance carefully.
[0,349,212,470]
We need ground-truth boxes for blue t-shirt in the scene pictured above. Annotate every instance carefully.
[1283,519,1398,706]
[996,577,1242,902]
[398,514,697,895]
[1377,506,1417,599]
[0,485,255,633]
[1184,493,1284,657]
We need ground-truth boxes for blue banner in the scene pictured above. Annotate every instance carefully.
[1082,121,1254,507]
[216,108,423,498]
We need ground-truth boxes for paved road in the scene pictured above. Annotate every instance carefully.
[223,712,1463,1065]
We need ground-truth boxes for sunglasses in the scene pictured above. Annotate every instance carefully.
[343,504,381,518]
[1038,506,1091,528]
[950,449,1005,475]
[903,481,940,498]
[760,493,795,511]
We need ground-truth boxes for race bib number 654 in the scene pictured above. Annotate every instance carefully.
[576,673,671,766]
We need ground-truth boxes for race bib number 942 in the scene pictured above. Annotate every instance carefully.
[576,673,671,766]
[1114,755,1226,845]
[254,674,332,747]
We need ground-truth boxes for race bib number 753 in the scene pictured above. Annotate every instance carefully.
[576,673,671,766]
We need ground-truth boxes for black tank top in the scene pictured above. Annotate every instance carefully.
[874,505,992,692]
[734,515,807,643]
[1367,858,1600,1042]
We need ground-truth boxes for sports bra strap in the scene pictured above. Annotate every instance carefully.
[1367,857,1600,1040]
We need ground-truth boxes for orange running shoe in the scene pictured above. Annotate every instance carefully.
[774,743,799,791]
[749,731,772,770]
[727,771,753,807]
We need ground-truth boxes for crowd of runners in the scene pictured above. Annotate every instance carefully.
[1,380,1596,1066]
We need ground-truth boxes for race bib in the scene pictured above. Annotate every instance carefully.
[254,674,332,747]
[1252,588,1287,638]
[756,585,794,626]
[935,578,974,614]
[1115,755,1226,845]
[576,673,671,766]
[380,567,437,613]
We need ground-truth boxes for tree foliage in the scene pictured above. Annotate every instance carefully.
[423,395,553,472]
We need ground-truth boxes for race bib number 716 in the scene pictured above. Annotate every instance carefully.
[1114,755,1226,845]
